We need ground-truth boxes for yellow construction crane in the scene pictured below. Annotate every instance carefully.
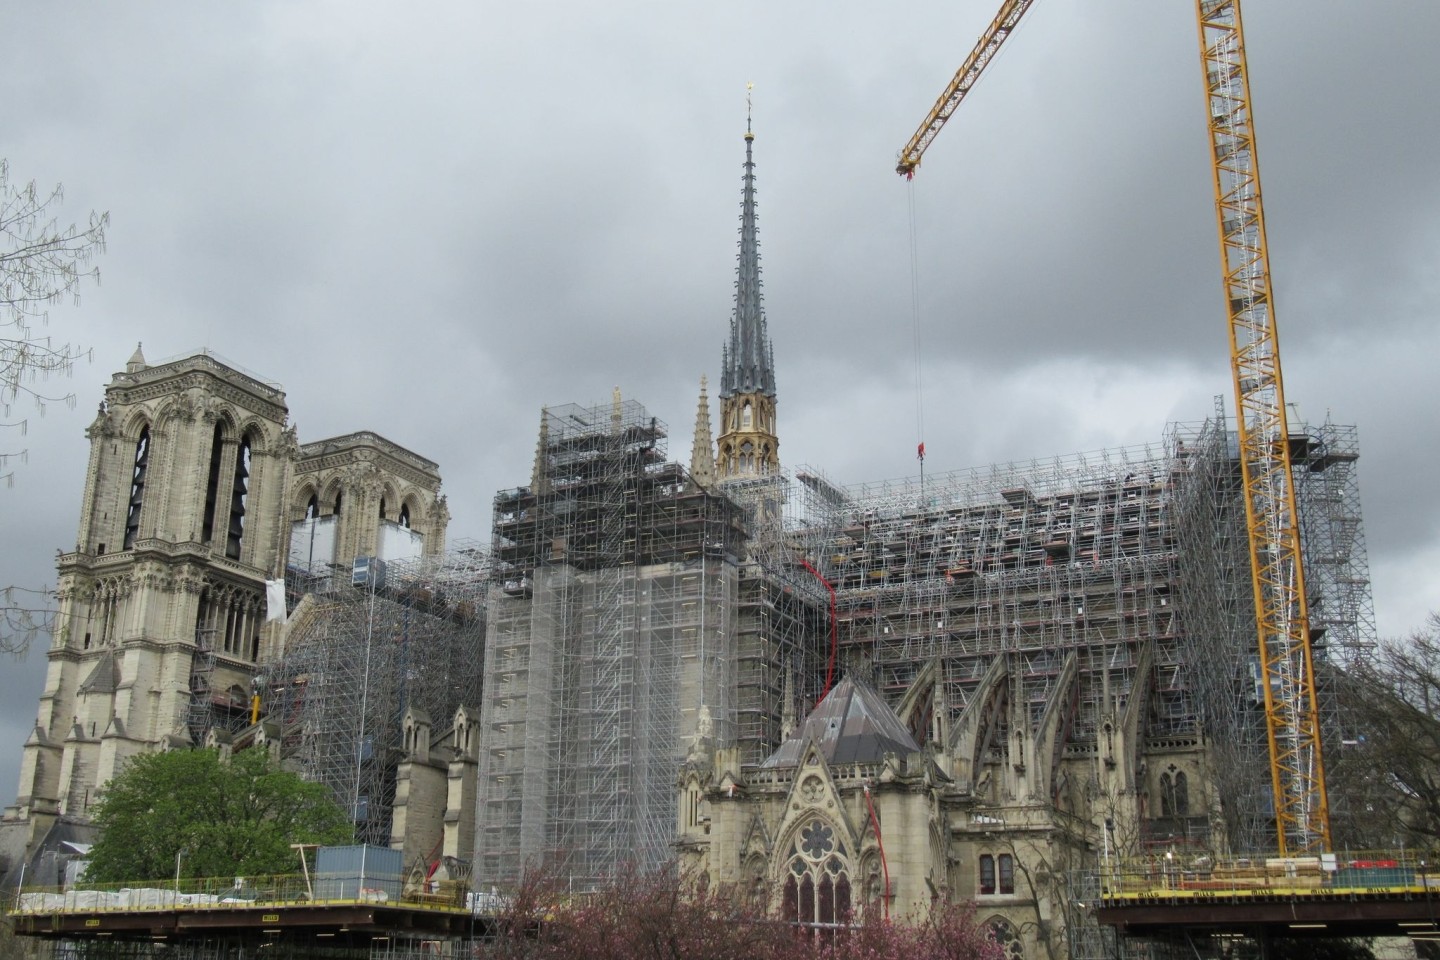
[897,0,1328,856]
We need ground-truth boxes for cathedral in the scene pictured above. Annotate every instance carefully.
[0,118,1374,960]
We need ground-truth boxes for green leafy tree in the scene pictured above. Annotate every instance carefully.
[85,748,352,883]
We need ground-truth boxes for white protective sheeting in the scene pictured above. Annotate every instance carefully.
[289,516,338,573]
[379,521,424,563]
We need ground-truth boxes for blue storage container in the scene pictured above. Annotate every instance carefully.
[314,844,404,900]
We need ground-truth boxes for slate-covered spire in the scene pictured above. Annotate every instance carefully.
[720,108,775,400]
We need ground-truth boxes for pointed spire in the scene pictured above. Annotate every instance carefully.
[530,408,551,496]
[720,89,775,401]
[690,376,717,488]
[126,342,148,373]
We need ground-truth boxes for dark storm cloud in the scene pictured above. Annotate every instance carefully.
[2,0,1437,798]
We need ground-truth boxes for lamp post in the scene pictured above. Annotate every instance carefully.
[1099,817,1119,901]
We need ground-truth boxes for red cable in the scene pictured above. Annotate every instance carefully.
[799,558,838,698]
[864,784,890,921]
[424,836,443,880]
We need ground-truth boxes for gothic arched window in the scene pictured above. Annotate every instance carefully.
[1174,771,1189,815]
[742,401,753,429]
[305,494,318,520]
[987,917,1024,960]
[399,503,411,529]
[1160,772,1176,817]
[202,423,226,544]
[123,426,151,550]
[779,818,852,929]
[225,433,253,560]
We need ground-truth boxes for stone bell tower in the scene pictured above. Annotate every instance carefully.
[10,347,294,837]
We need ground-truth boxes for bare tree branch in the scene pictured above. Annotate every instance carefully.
[0,584,56,658]
[1,157,108,487]
[1328,613,1440,849]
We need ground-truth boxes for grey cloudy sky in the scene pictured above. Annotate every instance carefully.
[3,0,1438,799]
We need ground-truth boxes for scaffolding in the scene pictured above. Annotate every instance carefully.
[257,542,490,847]
[1169,408,1268,852]
[1289,418,1374,670]
[723,472,834,762]
[798,441,1190,800]
[791,412,1372,857]
[475,399,825,890]
[1171,404,1375,853]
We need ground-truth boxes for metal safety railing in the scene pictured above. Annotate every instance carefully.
[8,873,481,917]
[1098,849,1440,902]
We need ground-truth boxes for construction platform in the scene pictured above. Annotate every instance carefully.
[1096,851,1440,942]
[8,874,496,956]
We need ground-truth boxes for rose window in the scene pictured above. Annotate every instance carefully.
[800,820,834,860]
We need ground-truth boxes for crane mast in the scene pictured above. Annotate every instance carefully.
[897,0,1329,854]
[1197,0,1327,855]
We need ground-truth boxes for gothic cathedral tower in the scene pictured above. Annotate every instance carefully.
[715,113,779,481]
[11,348,296,839]
[7,348,450,854]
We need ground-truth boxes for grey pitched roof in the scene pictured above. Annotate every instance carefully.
[77,651,120,695]
[759,676,922,768]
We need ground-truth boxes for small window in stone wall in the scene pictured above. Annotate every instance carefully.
[979,853,1014,895]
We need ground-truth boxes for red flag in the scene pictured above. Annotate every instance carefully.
[917,442,926,460]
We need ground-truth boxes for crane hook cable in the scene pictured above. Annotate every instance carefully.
[908,177,927,500]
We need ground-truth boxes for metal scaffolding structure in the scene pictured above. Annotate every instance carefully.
[1171,406,1375,851]
[256,543,490,847]
[798,441,1193,819]
[791,410,1372,856]
[1170,409,1270,852]
[165,395,1372,904]
[475,399,825,890]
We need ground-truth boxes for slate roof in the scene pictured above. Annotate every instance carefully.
[77,650,120,695]
[759,676,921,768]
